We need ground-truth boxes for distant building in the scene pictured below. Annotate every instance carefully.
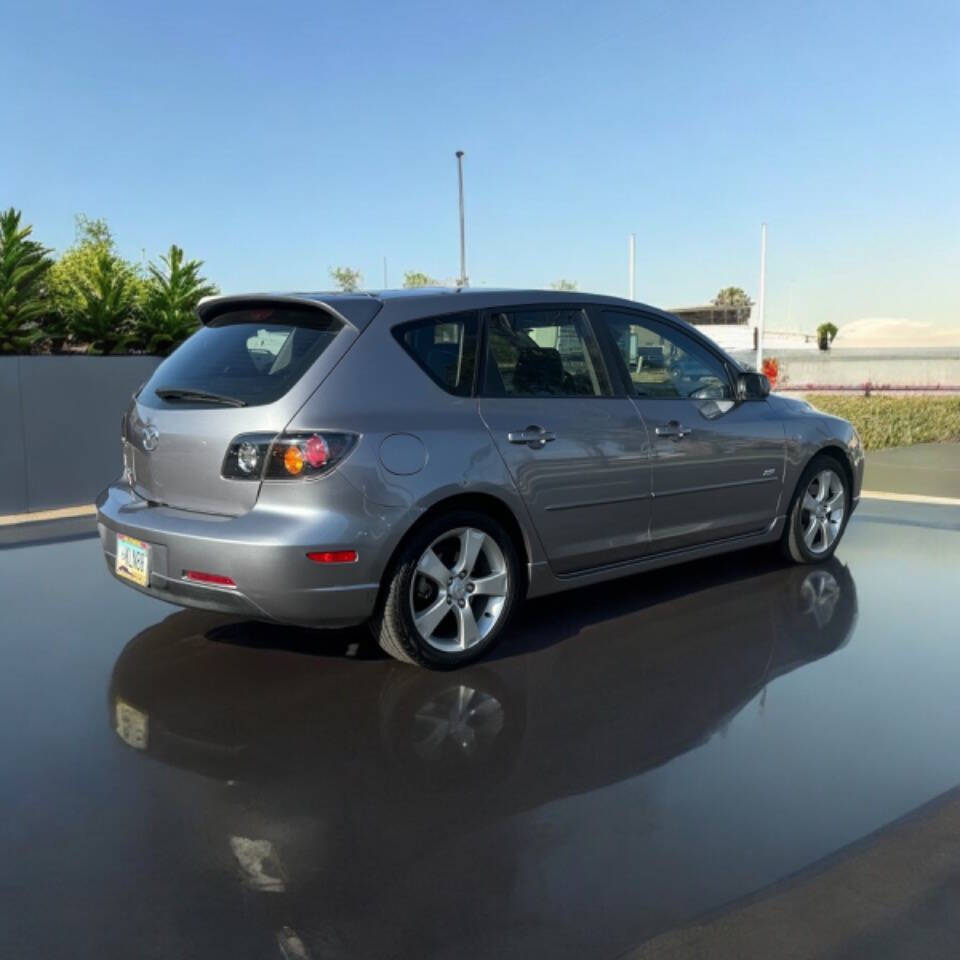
[670,303,755,353]
[670,303,752,326]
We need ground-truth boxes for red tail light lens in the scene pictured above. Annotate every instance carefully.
[183,570,237,588]
[305,434,329,468]
[222,432,357,481]
[306,550,358,564]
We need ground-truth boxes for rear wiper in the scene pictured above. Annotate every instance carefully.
[155,387,247,407]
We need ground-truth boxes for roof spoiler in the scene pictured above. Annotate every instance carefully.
[196,294,365,331]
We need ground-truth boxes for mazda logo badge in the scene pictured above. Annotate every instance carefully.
[142,425,160,452]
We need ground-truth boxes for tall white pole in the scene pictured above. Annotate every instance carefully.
[755,222,767,372]
[628,233,636,300]
[456,150,468,287]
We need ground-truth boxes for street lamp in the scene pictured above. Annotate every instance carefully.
[756,223,767,373]
[456,150,468,287]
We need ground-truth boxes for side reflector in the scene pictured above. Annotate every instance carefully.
[306,550,358,564]
[183,570,237,587]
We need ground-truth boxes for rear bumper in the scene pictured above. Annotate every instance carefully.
[96,481,390,627]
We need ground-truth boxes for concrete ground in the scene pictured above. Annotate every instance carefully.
[625,784,960,959]
[864,442,960,500]
[1,494,960,958]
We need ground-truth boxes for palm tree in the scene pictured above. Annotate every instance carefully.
[817,322,838,351]
[0,208,53,353]
[138,245,218,354]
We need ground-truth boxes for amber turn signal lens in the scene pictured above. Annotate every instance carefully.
[284,444,304,475]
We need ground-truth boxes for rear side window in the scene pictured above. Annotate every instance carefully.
[482,308,612,398]
[147,307,343,407]
[394,312,478,396]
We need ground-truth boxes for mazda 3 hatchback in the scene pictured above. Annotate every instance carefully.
[97,289,863,667]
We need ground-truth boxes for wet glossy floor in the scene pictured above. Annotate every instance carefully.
[1,500,959,959]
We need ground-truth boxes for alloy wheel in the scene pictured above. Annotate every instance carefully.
[800,469,845,555]
[409,527,510,652]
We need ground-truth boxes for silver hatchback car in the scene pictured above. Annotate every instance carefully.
[98,289,863,667]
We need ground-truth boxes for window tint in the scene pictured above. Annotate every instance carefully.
[482,308,612,397]
[602,311,733,400]
[146,307,343,407]
[395,312,478,396]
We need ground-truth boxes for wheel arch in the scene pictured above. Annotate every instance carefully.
[784,443,855,519]
[378,491,534,606]
[813,443,855,495]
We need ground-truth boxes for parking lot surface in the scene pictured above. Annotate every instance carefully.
[1,499,959,959]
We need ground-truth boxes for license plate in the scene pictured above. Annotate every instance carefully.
[116,533,150,587]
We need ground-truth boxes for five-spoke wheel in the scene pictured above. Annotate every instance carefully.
[783,455,850,563]
[410,527,510,653]
[371,510,520,667]
[799,469,845,555]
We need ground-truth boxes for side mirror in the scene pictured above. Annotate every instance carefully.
[737,372,771,401]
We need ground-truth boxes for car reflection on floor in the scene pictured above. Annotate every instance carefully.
[107,554,857,958]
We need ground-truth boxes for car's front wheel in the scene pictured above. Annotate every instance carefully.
[371,510,521,667]
[782,455,851,563]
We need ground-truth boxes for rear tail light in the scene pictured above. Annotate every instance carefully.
[222,432,357,481]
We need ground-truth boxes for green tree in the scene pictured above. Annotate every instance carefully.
[48,216,144,353]
[550,278,577,291]
[817,322,838,351]
[137,245,218,355]
[402,270,438,288]
[712,286,751,308]
[712,286,752,324]
[330,266,362,292]
[0,208,53,354]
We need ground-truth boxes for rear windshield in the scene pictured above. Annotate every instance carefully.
[145,307,343,407]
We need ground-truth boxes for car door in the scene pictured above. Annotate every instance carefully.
[477,305,652,574]
[600,309,785,553]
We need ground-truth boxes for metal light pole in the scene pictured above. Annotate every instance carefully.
[755,222,767,372]
[628,233,636,300]
[455,151,468,287]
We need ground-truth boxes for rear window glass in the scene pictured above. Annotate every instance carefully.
[394,312,478,396]
[146,307,343,407]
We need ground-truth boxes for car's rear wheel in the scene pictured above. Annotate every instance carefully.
[371,510,521,667]
[782,454,850,563]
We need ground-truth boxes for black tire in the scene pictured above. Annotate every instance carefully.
[781,453,851,564]
[369,510,521,668]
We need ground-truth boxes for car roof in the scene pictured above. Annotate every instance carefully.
[197,288,740,367]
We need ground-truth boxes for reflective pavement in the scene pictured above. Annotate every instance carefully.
[1,499,959,958]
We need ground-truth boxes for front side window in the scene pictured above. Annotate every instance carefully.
[482,308,612,397]
[602,311,733,400]
[394,312,478,396]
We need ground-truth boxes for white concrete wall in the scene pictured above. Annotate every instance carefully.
[696,325,818,354]
[695,324,755,352]
[768,351,960,388]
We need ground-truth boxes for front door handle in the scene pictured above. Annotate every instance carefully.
[507,425,557,449]
[655,421,691,440]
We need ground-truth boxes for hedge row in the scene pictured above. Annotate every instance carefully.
[806,394,960,449]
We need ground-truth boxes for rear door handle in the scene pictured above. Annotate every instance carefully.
[655,421,691,440]
[507,425,557,449]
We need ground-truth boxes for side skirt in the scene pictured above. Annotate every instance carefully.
[525,516,787,599]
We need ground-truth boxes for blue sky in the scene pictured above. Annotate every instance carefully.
[6,0,959,332]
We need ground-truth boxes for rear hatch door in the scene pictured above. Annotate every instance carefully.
[125,297,365,516]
